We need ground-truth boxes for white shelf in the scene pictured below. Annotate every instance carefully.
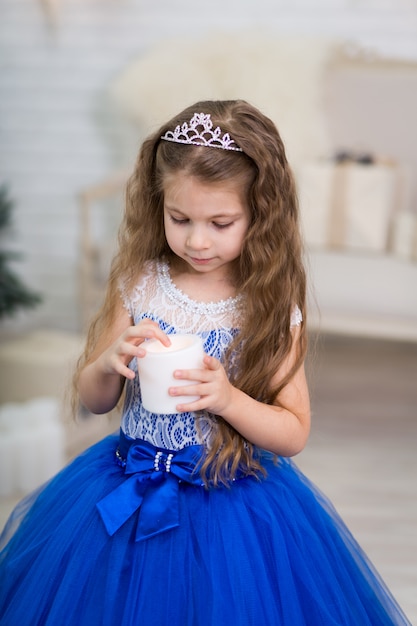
[307,249,417,342]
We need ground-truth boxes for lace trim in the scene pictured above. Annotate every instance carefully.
[157,262,242,315]
[120,261,302,327]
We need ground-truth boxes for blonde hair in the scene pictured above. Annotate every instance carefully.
[75,100,307,485]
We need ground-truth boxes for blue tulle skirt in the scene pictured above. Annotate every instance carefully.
[0,431,410,625]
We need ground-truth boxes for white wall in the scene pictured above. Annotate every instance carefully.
[1,0,417,334]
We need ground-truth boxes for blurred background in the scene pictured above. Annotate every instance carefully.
[0,0,417,337]
[0,0,416,621]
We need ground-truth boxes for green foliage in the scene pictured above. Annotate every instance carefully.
[0,185,13,230]
[0,184,42,319]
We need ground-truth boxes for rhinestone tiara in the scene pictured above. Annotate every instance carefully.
[161,112,242,152]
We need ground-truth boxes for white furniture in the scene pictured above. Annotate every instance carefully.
[307,250,417,341]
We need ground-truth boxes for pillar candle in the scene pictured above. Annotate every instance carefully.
[137,334,205,414]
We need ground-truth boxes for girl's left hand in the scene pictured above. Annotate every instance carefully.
[169,355,234,415]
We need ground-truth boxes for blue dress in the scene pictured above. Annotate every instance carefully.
[0,262,411,625]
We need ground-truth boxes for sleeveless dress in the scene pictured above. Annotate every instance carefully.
[0,261,411,626]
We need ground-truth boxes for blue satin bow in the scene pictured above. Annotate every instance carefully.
[97,436,204,541]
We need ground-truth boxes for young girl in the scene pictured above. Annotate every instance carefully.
[0,100,410,625]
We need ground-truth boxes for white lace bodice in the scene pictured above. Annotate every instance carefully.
[120,261,301,450]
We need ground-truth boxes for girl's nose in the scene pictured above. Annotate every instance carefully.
[186,227,210,250]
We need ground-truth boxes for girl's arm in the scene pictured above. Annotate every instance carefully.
[171,325,310,457]
[77,302,170,414]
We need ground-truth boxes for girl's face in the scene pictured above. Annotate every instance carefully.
[163,172,250,281]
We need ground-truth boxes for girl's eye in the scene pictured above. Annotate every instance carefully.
[170,216,189,225]
[213,222,233,229]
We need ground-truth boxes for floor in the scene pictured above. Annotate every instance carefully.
[1,333,416,623]
[299,333,417,624]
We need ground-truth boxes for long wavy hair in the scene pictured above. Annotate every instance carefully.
[75,100,307,485]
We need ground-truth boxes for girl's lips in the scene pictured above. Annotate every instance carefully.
[189,257,213,265]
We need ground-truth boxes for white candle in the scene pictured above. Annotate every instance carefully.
[137,334,205,414]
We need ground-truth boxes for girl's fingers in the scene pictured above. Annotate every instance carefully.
[169,383,203,397]
[203,354,220,370]
[175,399,207,413]
[125,322,171,347]
[108,355,135,380]
[120,341,144,358]
[123,367,136,380]
[173,359,220,383]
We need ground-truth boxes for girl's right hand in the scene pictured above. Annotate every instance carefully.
[96,319,171,381]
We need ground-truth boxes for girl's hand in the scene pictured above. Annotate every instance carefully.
[78,306,172,415]
[169,355,234,415]
[169,325,311,457]
[96,319,171,381]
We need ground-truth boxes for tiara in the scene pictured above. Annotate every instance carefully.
[161,112,242,152]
